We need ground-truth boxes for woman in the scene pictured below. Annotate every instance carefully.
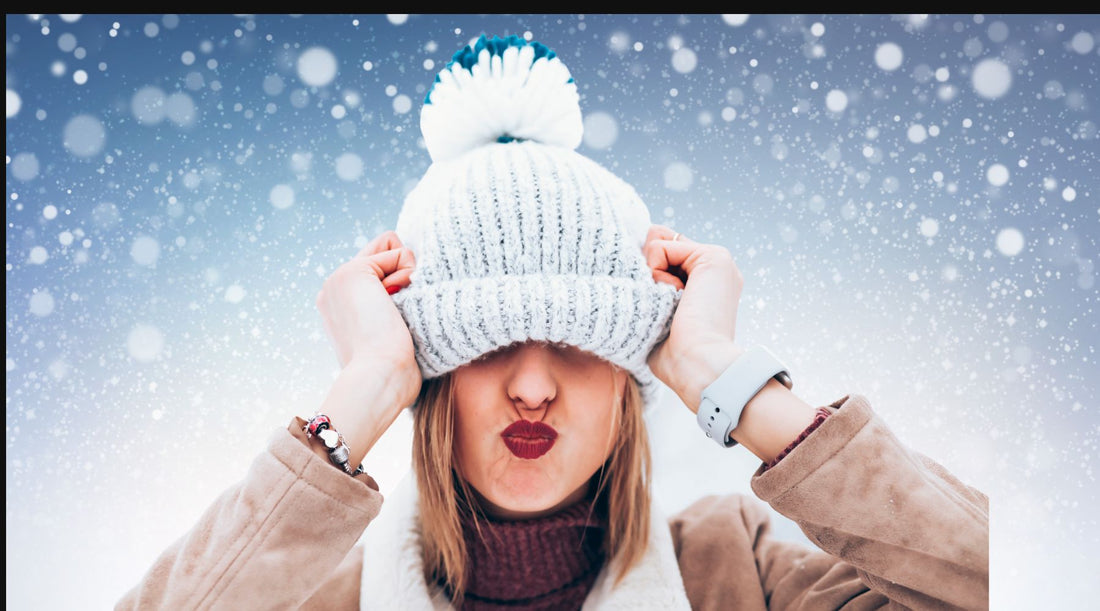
[117,35,988,610]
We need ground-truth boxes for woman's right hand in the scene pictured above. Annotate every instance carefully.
[315,230,422,409]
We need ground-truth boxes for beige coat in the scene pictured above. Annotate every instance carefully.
[116,394,989,610]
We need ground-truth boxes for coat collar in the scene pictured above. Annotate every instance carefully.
[359,473,692,610]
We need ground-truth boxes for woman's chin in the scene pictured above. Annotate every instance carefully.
[484,476,563,516]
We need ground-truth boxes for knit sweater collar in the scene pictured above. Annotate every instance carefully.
[445,487,607,609]
[359,473,693,610]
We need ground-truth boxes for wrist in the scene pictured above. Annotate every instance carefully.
[345,356,419,407]
[316,359,411,469]
[674,341,745,412]
[727,378,818,464]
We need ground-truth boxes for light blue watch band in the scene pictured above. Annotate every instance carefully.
[697,346,793,448]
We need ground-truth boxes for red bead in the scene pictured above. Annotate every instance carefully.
[308,414,331,436]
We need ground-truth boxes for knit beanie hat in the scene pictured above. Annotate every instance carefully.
[392,35,683,412]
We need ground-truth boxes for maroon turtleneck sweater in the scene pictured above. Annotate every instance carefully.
[444,492,607,610]
[442,406,833,609]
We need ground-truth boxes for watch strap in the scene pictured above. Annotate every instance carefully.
[696,345,793,448]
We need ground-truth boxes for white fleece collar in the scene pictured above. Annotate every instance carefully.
[359,473,692,610]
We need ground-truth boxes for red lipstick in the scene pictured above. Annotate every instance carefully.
[501,420,558,459]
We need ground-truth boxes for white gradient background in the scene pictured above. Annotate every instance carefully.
[6,13,1097,609]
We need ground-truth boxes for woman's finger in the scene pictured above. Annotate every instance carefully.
[644,238,703,284]
[646,224,695,244]
[381,256,416,294]
[651,268,685,290]
[356,246,416,293]
[348,231,416,293]
[645,224,700,286]
[355,229,404,259]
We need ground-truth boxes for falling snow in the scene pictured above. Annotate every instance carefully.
[296,46,338,87]
[28,289,55,316]
[671,46,698,74]
[132,86,167,124]
[583,112,619,150]
[825,89,848,112]
[971,57,1013,99]
[996,227,1026,257]
[269,183,295,209]
[987,163,1010,186]
[5,13,1098,611]
[1070,31,1094,55]
[10,152,39,180]
[126,323,164,361]
[61,113,106,157]
[223,284,246,303]
[874,42,904,71]
[335,152,364,181]
[130,236,160,266]
[392,94,412,114]
[663,161,693,191]
[6,87,22,117]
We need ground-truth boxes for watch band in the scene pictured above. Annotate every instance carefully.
[697,345,793,448]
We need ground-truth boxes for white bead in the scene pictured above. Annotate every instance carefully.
[319,429,340,449]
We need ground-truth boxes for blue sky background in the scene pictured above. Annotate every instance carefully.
[6,13,1098,609]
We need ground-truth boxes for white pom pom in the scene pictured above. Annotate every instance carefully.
[420,35,583,163]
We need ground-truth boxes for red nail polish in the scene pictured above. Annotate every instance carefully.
[386,284,401,295]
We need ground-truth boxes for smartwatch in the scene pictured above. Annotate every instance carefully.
[697,346,793,448]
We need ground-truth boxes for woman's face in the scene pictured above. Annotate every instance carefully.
[451,340,627,520]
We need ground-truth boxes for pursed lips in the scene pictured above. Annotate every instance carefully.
[501,420,558,459]
[500,420,558,439]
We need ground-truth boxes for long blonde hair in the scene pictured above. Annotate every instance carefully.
[411,359,652,607]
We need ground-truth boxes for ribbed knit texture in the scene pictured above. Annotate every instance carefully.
[393,140,683,412]
[441,495,607,610]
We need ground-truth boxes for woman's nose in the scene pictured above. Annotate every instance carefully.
[506,343,558,417]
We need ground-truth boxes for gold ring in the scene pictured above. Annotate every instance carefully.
[672,232,681,242]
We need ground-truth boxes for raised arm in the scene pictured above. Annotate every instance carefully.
[118,230,424,609]
[748,393,989,610]
[643,223,987,609]
[673,347,989,609]
[669,392,987,610]
[115,361,407,609]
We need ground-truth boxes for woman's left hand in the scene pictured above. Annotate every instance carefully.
[643,224,746,413]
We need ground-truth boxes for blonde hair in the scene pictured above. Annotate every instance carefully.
[411,359,652,607]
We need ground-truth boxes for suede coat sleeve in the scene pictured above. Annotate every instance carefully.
[669,394,989,611]
[115,418,384,610]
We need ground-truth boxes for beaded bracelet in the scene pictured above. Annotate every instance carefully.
[304,414,365,477]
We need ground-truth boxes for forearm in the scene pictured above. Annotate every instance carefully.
[750,394,989,610]
[675,345,988,608]
[675,343,819,464]
[729,378,819,464]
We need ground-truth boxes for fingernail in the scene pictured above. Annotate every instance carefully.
[386,284,401,295]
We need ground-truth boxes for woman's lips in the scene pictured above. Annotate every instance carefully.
[502,437,556,459]
[501,420,558,460]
